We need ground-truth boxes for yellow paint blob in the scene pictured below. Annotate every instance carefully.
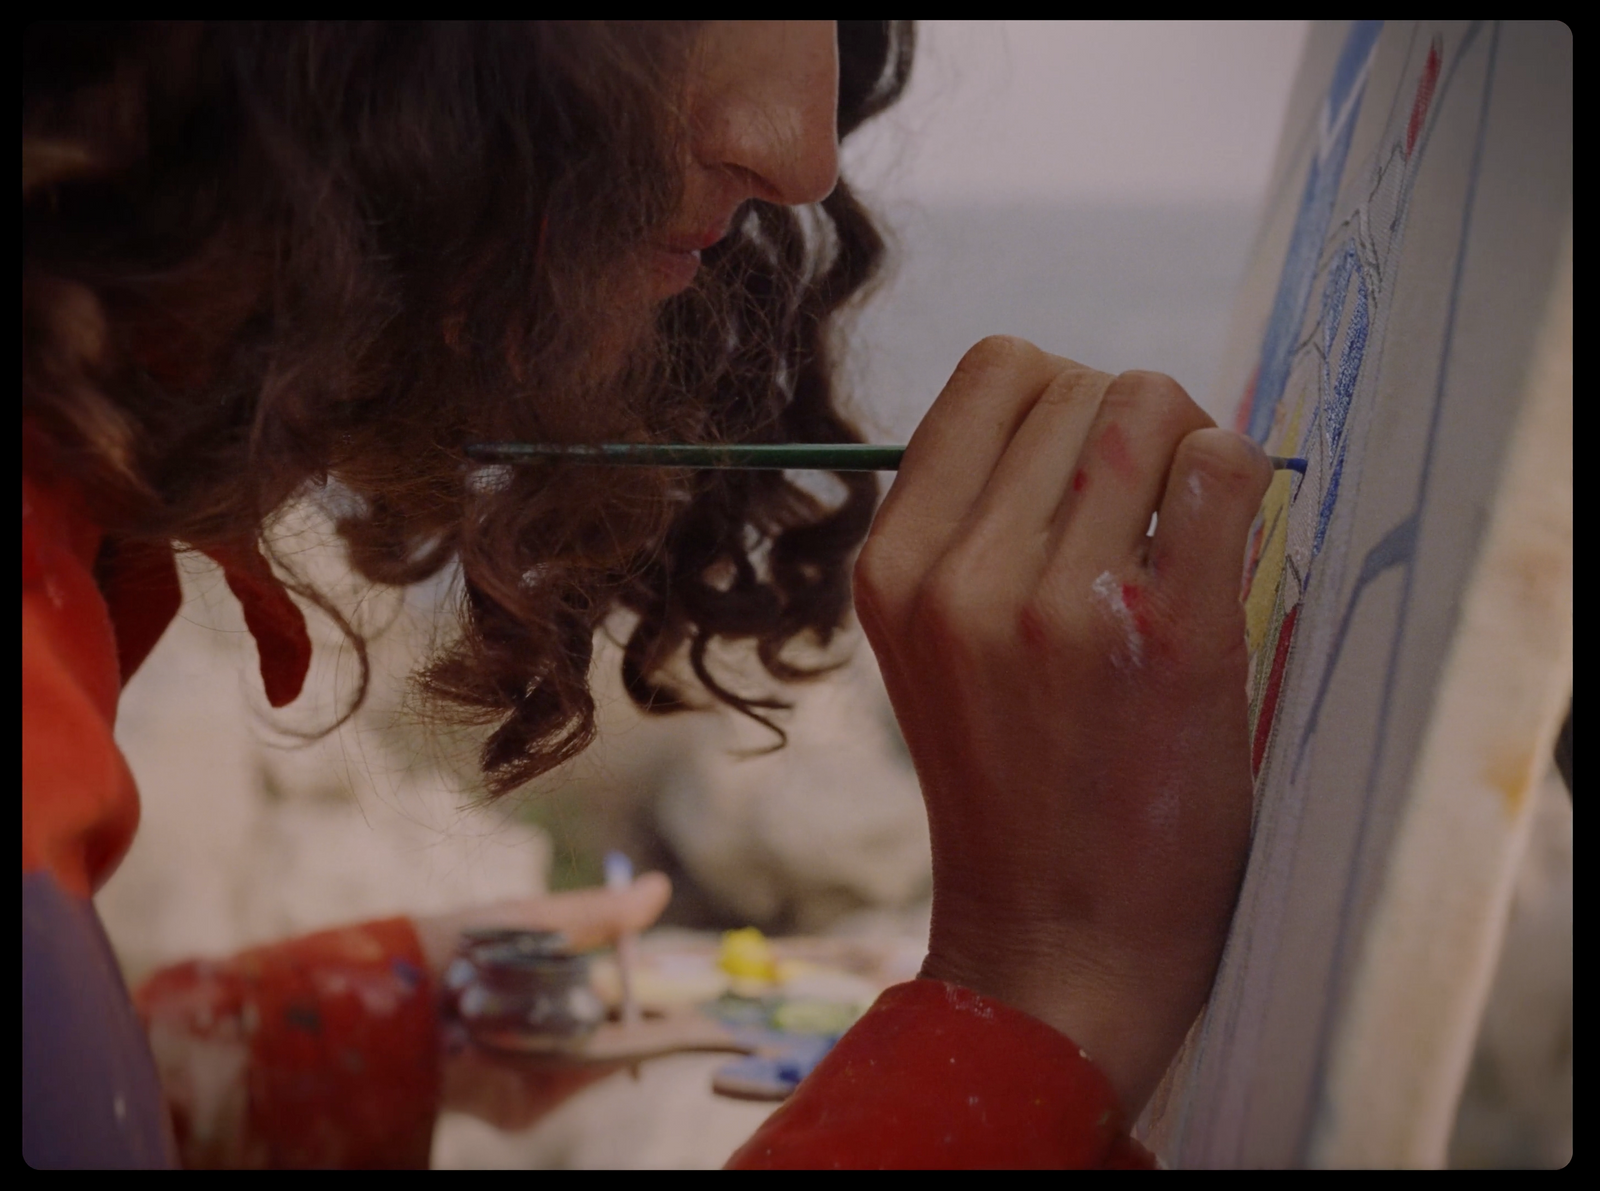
[1484,745,1537,814]
[719,927,778,982]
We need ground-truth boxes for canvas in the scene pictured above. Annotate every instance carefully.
[1139,21,1571,1167]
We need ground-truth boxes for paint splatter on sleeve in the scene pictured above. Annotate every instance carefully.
[724,980,1156,1170]
[134,917,439,1169]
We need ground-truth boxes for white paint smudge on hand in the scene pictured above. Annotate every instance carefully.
[1092,570,1144,667]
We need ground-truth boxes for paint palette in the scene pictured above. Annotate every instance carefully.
[478,928,911,1101]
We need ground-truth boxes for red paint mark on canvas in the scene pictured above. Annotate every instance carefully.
[1233,365,1259,435]
[1097,423,1138,483]
[1251,604,1300,777]
[1405,41,1441,158]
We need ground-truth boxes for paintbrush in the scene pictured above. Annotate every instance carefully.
[465,442,1309,473]
[603,851,641,1030]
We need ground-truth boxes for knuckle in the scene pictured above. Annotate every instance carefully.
[916,562,972,629]
[1035,362,1113,411]
[911,555,995,652]
[1014,593,1073,651]
[1179,428,1271,492]
[1110,369,1209,430]
[853,537,896,589]
[1117,368,1190,402]
[852,542,909,633]
[951,334,1042,383]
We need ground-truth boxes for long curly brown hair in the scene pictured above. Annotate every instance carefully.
[23,21,915,795]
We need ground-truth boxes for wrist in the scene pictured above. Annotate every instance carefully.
[920,912,1208,1117]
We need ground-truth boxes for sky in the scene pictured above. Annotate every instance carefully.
[843,20,1311,209]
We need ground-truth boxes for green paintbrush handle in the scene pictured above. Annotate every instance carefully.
[465,442,908,471]
[464,442,1308,474]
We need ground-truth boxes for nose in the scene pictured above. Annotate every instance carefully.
[691,21,840,208]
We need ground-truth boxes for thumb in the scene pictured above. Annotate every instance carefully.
[518,872,674,951]
[415,872,673,971]
[1149,428,1274,625]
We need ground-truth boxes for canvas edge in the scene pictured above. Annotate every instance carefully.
[1309,220,1571,1168]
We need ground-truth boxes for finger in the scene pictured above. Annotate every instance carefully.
[1148,428,1273,623]
[532,872,673,951]
[869,337,1071,574]
[1055,371,1214,569]
[444,872,674,955]
[443,1047,614,1130]
[959,362,1114,561]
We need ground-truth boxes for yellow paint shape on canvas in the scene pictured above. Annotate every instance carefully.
[1258,381,1309,462]
[1279,394,1309,458]
[1245,470,1294,656]
[1483,745,1538,815]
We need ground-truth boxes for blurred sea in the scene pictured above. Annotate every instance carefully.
[845,201,1261,441]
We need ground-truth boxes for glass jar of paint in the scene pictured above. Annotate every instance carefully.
[444,929,606,1053]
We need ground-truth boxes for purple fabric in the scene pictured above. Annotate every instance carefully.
[22,870,176,1169]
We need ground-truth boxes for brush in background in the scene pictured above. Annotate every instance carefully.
[604,851,641,1029]
[465,442,1309,474]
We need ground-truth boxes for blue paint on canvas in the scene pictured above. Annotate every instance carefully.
[1246,20,1384,444]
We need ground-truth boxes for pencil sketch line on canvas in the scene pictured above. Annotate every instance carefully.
[1295,20,1499,1116]
[1244,23,1477,769]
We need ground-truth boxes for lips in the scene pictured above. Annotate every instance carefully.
[645,214,736,298]
[646,246,704,298]
[660,219,733,255]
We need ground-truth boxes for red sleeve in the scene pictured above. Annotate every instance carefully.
[22,474,140,899]
[25,466,435,1169]
[726,980,1157,1170]
[134,917,442,1169]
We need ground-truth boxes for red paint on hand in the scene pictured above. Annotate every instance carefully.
[1017,602,1051,651]
[1119,582,1153,640]
[1233,366,1259,435]
[1096,423,1138,484]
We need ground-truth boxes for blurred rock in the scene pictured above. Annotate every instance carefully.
[95,547,550,982]
[512,620,931,936]
[650,645,930,933]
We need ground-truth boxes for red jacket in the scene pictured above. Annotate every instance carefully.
[21,464,1153,1169]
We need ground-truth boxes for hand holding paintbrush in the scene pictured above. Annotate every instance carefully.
[470,346,1288,1121]
[831,347,1272,1121]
